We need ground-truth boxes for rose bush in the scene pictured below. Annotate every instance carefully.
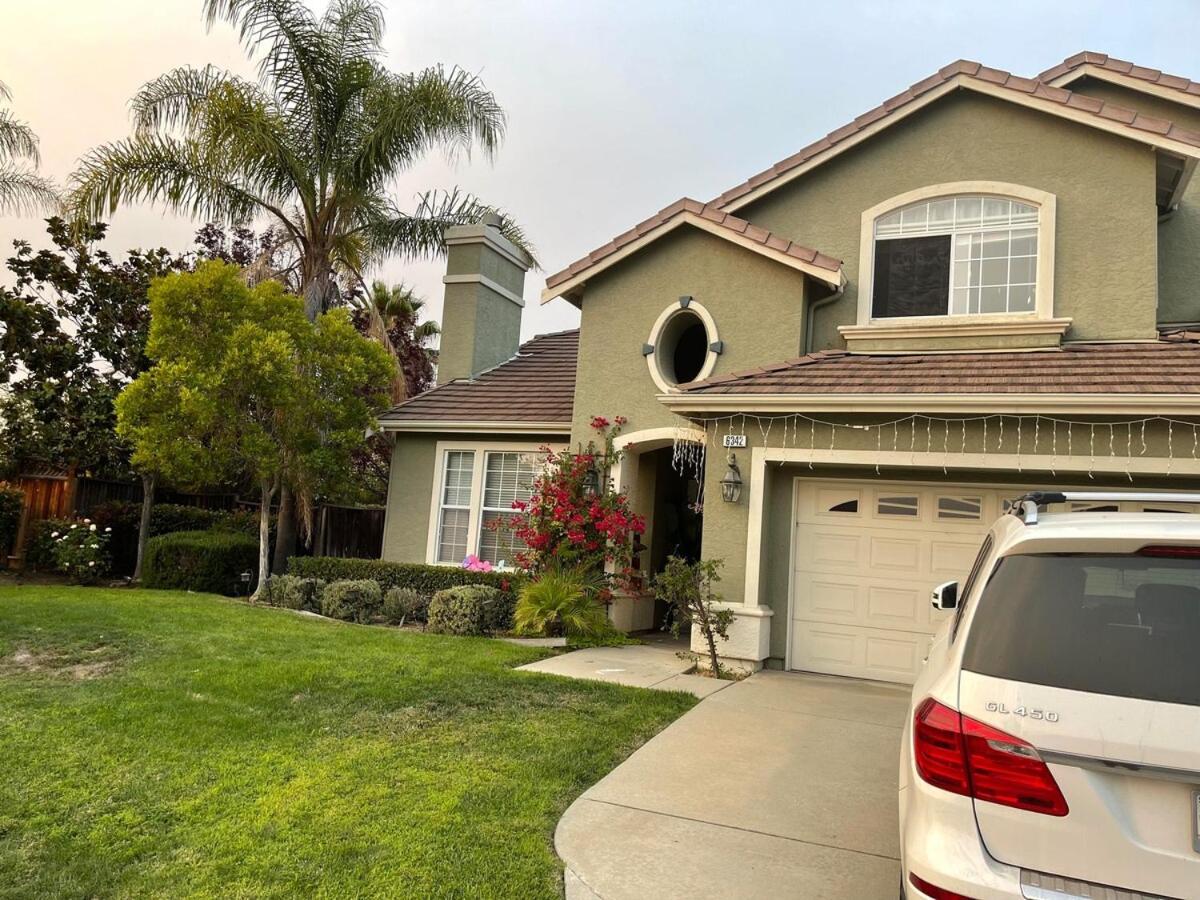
[51,519,112,584]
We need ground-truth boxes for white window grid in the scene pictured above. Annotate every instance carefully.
[477,452,538,566]
[436,450,475,563]
[874,195,1038,317]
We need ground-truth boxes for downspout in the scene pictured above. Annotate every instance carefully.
[803,278,845,356]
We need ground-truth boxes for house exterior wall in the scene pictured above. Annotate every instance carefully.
[735,91,1160,348]
[380,430,565,564]
[1064,77,1200,328]
[569,226,811,446]
[690,414,1200,668]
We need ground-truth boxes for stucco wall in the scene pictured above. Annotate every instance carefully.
[701,414,1200,666]
[380,431,565,565]
[1065,77,1200,327]
[735,91,1160,347]
[569,226,811,446]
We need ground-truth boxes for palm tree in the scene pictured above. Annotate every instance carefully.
[68,0,532,321]
[0,80,58,215]
[352,280,439,405]
[68,0,532,570]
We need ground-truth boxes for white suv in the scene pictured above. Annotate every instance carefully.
[899,491,1200,900]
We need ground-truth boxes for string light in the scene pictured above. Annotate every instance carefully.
[664,412,1200,482]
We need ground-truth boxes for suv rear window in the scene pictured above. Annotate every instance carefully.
[962,553,1200,706]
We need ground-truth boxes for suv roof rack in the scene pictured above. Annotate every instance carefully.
[1009,491,1200,525]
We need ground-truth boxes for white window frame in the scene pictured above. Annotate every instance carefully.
[425,440,566,568]
[843,181,1066,341]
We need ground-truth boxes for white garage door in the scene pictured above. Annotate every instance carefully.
[789,480,1009,684]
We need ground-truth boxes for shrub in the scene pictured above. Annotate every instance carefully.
[514,568,608,638]
[24,518,74,571]
[213,507,265,536]
[142,530,258,595]
[148,504,224,537]
[50,518,113,584]
[288,557,523,605]
[89,500,142,576]
[382,587,428,625]
[427,584,510,636]
[261,574,325,611]
[320,579,383,623]
[654,557,733,677]
[0,485,23,561]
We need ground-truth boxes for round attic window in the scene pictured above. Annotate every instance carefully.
[644,298,721,393]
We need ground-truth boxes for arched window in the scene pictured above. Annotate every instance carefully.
[871,195,1039,319]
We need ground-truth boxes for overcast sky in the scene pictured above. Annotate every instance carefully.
[2,0,1197,341]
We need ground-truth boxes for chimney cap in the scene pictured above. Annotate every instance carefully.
[480,211,503,228]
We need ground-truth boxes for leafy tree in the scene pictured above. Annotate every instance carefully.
[0,79,58,215]
[117,261,391,596]
[653,557,734,678]
[0,218,190,478]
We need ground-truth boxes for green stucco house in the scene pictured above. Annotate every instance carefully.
[379,52,1200,680]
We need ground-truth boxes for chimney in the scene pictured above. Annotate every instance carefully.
[436,213,532,384]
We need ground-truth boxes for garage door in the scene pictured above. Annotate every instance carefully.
[789,480,1009,684]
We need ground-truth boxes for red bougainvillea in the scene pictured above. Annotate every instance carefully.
[492,416,643,589]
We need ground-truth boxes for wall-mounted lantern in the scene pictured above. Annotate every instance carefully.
[582,463,601,497]
[720,452,743,504]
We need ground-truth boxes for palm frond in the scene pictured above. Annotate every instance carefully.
[0,110,40,165]
[352,65,505,187]
[0,80,10,101]
[68,134,282,226]
[130,64,261,134]
[0,166,60,216]
[364,187,537,266]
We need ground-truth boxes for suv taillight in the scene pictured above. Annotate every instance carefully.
[913,698,1068,817]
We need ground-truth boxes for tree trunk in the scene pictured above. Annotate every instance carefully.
[132,472,156,583]
[301,263,337,322]
[271,483,297,574]
[251,480,276,601]
[696,603,721,676]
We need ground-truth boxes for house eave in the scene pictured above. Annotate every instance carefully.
[658,392,1200,416]
[378,419,571,435]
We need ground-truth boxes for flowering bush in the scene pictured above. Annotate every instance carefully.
[51,519,112,584]
[495,416,644,591]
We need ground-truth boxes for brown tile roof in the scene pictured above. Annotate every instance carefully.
[676,342,1200,396]
[1038,51,1200,99]
[379,329,577,428]
[711,59,1200,210]
[543,198,841,292]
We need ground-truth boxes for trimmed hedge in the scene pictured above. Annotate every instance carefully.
[260,574,325,612]
[0,486,24,562]
[148,504,224,537]
[383,587,427,625]
[288,557,523,602]
[427,585,511,637]
[143,530,258,595]
[321,580,383,623]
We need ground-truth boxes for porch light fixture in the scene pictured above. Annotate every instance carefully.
[720,452,742,504]
[582,463,601,497]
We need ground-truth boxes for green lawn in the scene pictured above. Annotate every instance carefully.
[0,584,694,899]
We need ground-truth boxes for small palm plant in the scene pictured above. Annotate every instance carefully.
[514,567,609,638]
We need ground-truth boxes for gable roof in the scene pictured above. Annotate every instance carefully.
[1039,52,1200,108]
[541,198,843,304]
[710,59,1200,214]
[659,341,1200,414]
[378,330,577,433]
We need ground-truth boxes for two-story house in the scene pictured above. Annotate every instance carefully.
[378,53,1200,680]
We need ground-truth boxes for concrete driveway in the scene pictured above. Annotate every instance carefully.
[556,670,908,899]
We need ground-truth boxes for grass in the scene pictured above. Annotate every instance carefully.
[0,584,695,899]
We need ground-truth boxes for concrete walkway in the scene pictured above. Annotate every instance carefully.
[516,636,732,699]
[556,670,908,899]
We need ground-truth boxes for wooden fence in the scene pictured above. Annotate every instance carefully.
[5,471,384,567]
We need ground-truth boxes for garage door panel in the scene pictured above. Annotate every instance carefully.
[791,621,930,684]
[867,535,923,571]
[791,479,1004,684]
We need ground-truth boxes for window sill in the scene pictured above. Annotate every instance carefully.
[839,316,1071,344]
